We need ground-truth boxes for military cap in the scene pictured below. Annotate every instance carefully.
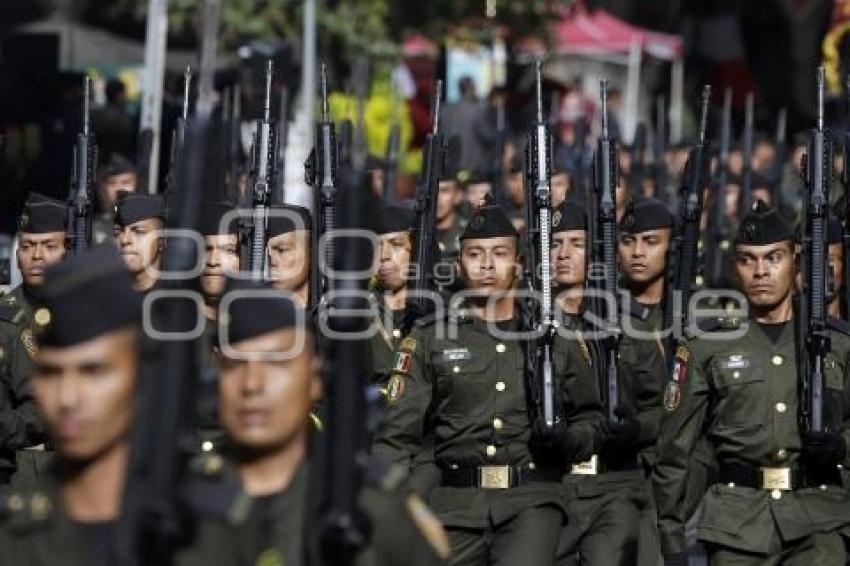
[375,202,415,235]
[198,201,239,236]
[266,204,312,238]
[735,199,793,245]
[114,191,165,227]
[365,155,386,171]
[19,192,68,234]
[751,172,773,191]
[551,199,587,232]
[38,247,142,347]
[460,196,516,240]
[464,170,494,187]
[217,278,306,346]
[100,153,136,179]
[619,196,673,234]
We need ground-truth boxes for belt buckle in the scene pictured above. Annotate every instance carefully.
[570,454,599,475]
[479,465,511,489]
[761,467,791,490]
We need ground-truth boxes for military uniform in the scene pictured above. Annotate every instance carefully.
[369,290,407,387]
[91,212,115,246]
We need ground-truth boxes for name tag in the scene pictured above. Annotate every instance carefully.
[442,348,471,362]
[720,355,750,370]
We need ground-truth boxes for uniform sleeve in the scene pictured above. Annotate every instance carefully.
[372,328,433,472]
[651,345,709,556]
[560,337,605,461]
[0,331,46,450]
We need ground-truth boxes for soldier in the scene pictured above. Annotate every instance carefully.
[112,191,165,293]
[826,217,844,320]
[93,153,138,245]
[550,199,663,565]
[370,202,415,386]
[653,200,850,565]
[373,202,603,565]
[198,201,240,322]
[266,204,313,308]
[176,279,451,566]
[0,193,65,487]
[435,172,466,263]
[0,247,143,564]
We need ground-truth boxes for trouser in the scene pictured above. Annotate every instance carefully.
[705,531,846,566]
[447,505,563,566]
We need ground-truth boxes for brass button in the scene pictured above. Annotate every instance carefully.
[732,371,740,379]
[776,448,788,461]
[770,489,782,500]
[486,445,497,457]
[775,402,787,413]
[496,343,506,353]
[392,329,402,339]
[30,493,50,520]
[7,494,23,512]
[528,462,536,470]
[772,355,784,366]
[495,381,506,392]
[493,418,504,430]
[453,365,460,374]
[202,441,214,453]
[34,308,51,327]
[720,240,730,251]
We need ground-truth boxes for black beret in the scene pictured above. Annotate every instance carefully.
[751,172,773,191]
[619,197,673,234]
[461,197,517,241]
[266,204,312,238]
[38,247,142,347]
[439,161,459,183]
[375,202,415,235]
[735,199,793,246]
[114,192,165,227]
[217,278,307,347]
[19,192,68,234]
[551,200,587,232]
[100,153,136,179]
[198,201,239,236]
[465,170,494,187]
[365,155,386,171]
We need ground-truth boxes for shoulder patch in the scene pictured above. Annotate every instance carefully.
[20,328,37,358]
[386,373,406,404]
[406,494,451,560]
[663,381,681,412]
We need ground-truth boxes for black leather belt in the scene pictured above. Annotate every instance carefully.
[570,453,640,475]
[441,464,564,489]
[718,461,842,491]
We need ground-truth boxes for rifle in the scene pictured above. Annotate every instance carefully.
[68,76,98,253]
[800,67,832,433]
[308,63,340,307]
[665,86,711,354]
[653,96,670,205]
[590,79,621,424]
[226,84,244,203]
[246,61,278,281]
[490,95,510,209]
[383,122,401,202]
[272,83,288,205]
[705,87,732,288]
[522,62,558,429]
[738,92,755,219]
[403,80,444,332]
[165,67,192,201]
[113,0,221,562]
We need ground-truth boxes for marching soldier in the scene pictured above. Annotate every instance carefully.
[266,204,313,308]
[653,200,850,565]
[198,201,240,323]
[112,191,166,293]
[176,279,451,566]
[373,202,603,565]
[435,172,466,265]
[550,199,664,565]
[0,193,66,488]
[370,202,415,386]
[93,154,138,245]
[825,217,844,320]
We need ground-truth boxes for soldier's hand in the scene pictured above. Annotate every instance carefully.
[801,430,847,469]
[603,408,640,452]
[529,416,584,464]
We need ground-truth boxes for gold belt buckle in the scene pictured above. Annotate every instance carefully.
[761,467,791,491]
[570,454,599,475]
[479,465,511,489]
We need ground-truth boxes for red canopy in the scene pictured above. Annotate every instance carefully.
[552,5,683,61]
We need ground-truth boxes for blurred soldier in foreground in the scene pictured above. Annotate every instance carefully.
[266,204,313,308]
[112,192,165,293]
[374,202,602,565]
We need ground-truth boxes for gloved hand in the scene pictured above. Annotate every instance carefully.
[801,431,847,469]
[529,417,585,465]
[663,552,688,566]
[604,408,641,452]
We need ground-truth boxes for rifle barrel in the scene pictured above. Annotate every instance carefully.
[182,66,192,120]
[264,60,273,122]
[818,66,825,131]
[83,76,91,136]
[432,80,442,134]
[321,63,329,123]
[600,79,609,138]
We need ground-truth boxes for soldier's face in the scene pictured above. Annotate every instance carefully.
[103,173,138,208]
[552,230,587,287]
[17,232,67,286]
[735,241,795,308]
[506,172,524,207]
[217,330,321,453]
[33,328,137,463]
[459,236,519,294]
[200,235,239,299]
[828,242,843,300]
[436,181,461,221]
[267,231,311,293]
[618,229,671,284]
[377,231,412,292]
[551,173,570,208]
[466,183,492,210]
[113,218,163,275]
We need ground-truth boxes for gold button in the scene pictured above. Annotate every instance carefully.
[202,441,214,453]
[770,489,782,500]
[776,449,788,461]
[496,343,506,353]
[772,355,784,366]
[528,462,536,470]
[34,308,51,327]
[30,493,50,520]
[392,329,402,339]
[720,240,730,251]
[486,445,497,457]
[732,371,740,379]
[453,365,460,374]
[493,418,504,430]
[775,402,787,413]
[204,454,223,475]
[8,494,23,512]
[495,381,506,392]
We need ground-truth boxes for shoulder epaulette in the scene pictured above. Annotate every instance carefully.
[828,317,850,337]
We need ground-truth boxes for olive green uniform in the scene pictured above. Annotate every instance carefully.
[0,286,49,488]
[556,311,663,566]
[653,319,850,564]
[91,213,115,247]
[369,291,407,387]
[373,308,604,565]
